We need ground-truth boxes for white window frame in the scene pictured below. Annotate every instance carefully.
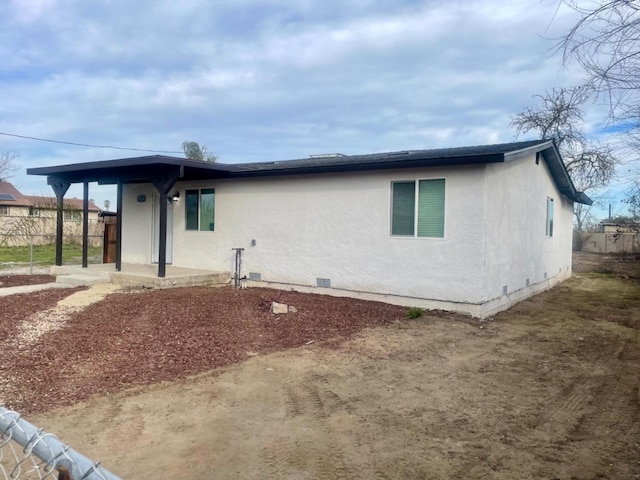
[546,197,554,237]
[63,209,81,223]
[0,205,8,216]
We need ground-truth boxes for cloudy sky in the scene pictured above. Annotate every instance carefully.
[0,0,626,214]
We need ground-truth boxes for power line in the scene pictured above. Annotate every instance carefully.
[0,131,184,154]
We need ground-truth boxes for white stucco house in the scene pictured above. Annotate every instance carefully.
[28,139,591,318]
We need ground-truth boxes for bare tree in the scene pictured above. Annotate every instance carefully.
[623,177,640,219]
[511,87,589,149]
[559,0,640,144]
[511,87,617,192]
[182,141,217,162]
[0,151,19,182]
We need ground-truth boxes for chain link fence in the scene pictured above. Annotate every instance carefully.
[0,407,120,480]
[0,235,104,273]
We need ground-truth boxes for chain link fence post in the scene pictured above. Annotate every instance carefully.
[0,407,122,480]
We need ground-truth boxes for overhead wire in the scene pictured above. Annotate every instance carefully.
[0,131,184,154]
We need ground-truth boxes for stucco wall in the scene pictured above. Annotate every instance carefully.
[482,153,574,308]
[121,185,154,264]
[121,157,576,317]
[126,167,488,304]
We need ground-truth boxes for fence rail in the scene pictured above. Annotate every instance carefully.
[0,407,121,480]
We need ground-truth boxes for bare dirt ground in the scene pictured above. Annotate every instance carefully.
[1,253,640,480]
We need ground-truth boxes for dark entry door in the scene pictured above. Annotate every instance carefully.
[103,220,117,263]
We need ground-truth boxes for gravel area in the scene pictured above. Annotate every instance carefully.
[1,285,408,414]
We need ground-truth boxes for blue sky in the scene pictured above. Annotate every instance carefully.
[0,0,632,217]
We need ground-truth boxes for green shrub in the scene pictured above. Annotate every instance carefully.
[406,307,424,319]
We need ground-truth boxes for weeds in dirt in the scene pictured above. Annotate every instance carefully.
[406,307,424,319]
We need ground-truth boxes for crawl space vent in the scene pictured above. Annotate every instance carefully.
[316,278,331,288]
[249,272,261,281]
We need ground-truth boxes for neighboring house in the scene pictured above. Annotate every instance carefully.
[0,181,102,245]
[27,139,591,318]
[0,181,32,217]
[577,218,640,254]
[599,219,640,233]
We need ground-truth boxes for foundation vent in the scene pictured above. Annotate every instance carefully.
[502,285,508,295]
[316,278,331,288]
[249,272,261,281]
[544,272,548,279]
[526,278,530,287]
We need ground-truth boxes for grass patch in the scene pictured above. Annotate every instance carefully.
[406,307,424,319]
[0,243,102,268]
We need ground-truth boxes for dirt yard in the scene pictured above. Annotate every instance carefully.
[1,253,639,479]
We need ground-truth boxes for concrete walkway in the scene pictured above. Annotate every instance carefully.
[0,282,72,297]
[0,263,230,296]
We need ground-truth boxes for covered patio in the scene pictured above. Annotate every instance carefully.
[27,155,239,278]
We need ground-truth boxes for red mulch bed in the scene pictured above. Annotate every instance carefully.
[0,275,56,288]
[1,286,409,414]
[0,288,84,342]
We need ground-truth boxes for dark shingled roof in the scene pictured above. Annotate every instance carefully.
[27,139,591,204]
[232,139,547,172]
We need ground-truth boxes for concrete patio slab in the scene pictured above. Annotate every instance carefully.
[50,263,231,289]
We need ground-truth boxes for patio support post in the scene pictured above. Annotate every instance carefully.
[49,180,70,267]
[151,171,180,278]
[115,181,123,272]
[82,181,89,268]
[157,191,168,278]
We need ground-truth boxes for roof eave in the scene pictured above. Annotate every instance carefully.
[503,139,554,162]
[538,141,592,205]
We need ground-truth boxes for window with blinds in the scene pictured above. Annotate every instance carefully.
[391,179,445,238]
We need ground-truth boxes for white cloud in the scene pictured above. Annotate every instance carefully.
[0,0,626,213]
[8,0,57,24]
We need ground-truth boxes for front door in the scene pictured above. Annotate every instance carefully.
[152,194,174,264]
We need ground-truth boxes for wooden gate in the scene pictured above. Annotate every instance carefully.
[102,216,117,263]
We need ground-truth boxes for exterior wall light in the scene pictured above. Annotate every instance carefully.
[171,191,180,203]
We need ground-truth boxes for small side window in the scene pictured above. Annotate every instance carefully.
[546,198,554,237]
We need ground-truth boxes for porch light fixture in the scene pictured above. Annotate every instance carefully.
[171,191,180,203]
